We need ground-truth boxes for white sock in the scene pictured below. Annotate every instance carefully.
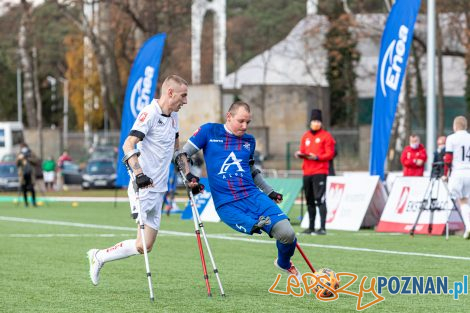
[96,239,139,264]
[461,204,470,232]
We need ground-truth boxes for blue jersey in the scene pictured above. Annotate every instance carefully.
[189,123,261,208]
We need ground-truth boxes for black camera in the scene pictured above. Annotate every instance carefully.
[431,161,444,178]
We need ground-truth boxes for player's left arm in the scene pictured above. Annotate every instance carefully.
[249,140,283,203]
[443,152,453,177]
[174,140,204,194]
[316,134,336,161]
[249,162,283,203]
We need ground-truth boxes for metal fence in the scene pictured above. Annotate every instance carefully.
[67,131,120,163]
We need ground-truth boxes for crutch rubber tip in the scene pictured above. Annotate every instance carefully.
[150,297,155,302]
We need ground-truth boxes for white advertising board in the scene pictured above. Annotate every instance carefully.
[301,176,387,231]
[376,176,464,235]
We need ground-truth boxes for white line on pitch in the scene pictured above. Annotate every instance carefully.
[2,215,470,261]
[2,233,132,238]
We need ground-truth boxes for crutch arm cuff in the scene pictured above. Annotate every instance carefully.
[122,149,141,164]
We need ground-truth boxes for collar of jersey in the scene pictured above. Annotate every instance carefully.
[154,99,170,117]
[224,124,234,135]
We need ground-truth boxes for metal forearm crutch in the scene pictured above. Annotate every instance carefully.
[178,168,225,297]
[123,149,155,302]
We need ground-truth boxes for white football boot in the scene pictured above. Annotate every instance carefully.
[87,249,103,286]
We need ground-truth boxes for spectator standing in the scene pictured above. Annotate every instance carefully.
[16,151,37,207]
[57,150,72,190]
[400,134,427,176]
[431,136,446,178]
[42,156,56,191]
[295,109,336,235]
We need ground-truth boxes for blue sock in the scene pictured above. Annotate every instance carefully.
[276,238,297,269]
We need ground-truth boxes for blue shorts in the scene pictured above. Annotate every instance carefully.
[217,192,288,236]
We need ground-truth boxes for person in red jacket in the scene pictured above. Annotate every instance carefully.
[400,134,427,176]
[295,109,336,235]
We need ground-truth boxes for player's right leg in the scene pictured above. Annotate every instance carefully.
[312,174,327,235]
[449,177,470,239]
[271,219,301,280]
[87,191,162,286]
[87,239,139,286]
[303,175,316,234]
[459,199,470,239]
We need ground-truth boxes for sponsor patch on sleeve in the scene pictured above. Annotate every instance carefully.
[138,112,148,122]
[192,127,201,137]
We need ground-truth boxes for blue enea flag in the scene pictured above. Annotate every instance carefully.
[369,0,421,180]
[116,33,166,187]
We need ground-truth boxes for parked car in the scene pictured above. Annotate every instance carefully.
[89,145,118,161]
[0,162,20,191]
[82,159,116,189]
[1,152,43,179]
[61,161,83,185]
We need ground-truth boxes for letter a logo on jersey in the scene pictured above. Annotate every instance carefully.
[218,151,244,175]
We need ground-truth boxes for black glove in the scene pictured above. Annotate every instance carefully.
[186,172,204,195]
[135,173,153,188]
[192,183,205,195]
[186,172,199,184]
[269,191,283,202]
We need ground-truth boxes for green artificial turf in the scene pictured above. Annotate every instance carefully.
[0,199,469,313]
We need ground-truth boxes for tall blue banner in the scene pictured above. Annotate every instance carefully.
[116,33,166,187]
[369,0,421,180]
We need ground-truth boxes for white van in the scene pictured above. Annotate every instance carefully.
[0,122,24,161]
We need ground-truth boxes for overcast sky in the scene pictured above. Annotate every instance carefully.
[1,0,45,16]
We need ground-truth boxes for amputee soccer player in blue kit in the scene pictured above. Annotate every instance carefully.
[175,101,301,278]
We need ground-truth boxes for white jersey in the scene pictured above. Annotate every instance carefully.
[130,99,178,192]
[445,130,470,176]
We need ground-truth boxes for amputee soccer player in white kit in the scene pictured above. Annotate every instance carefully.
[443,116,470,239]
[175,101,301,279]
[87,75,195,285]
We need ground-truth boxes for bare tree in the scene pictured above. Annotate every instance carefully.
[18,0,37,128]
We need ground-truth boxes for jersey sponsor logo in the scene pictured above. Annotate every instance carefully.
[157,118,164,125]
[192,127,201,137]
[306,138,311,146]
[218,151,245,175]
[315,138,321,144]
[138,112,148,122]
[380,25,409,97]
[130,65,155,118]
[209,139,224,143]
[243,142,251,151]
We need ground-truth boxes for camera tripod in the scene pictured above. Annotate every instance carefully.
[409,176,465,239]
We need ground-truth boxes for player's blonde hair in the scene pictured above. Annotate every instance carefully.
[454,116,468,131]
[161,75,188,93]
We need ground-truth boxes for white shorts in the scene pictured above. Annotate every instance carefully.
[448,175,470,199]
[43,171,55,183]
[128,185,165,230]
